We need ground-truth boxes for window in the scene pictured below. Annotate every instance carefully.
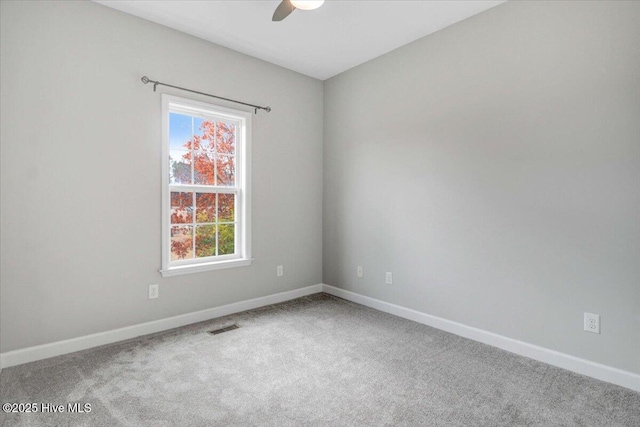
[160,95,251,277]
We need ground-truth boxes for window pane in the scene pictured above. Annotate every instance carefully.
[169,113,192,151]
[216,122,236,154]
[218,224,235,255]
[169,150,192,184]
[170,192,193,224]
[171,225,193,260]
[196,224,216,258]
[194,118,215,152]
[196,193,216,223]
[194,151,215,185]
[217,155,235,186]
[218,193,235,222]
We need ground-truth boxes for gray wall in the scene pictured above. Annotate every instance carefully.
[323,0,640,374]
[0,0,323,353]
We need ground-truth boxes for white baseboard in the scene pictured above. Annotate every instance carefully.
[0,284,323,370]
[321,284,640,393]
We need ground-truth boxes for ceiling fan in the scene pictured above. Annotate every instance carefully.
[272,0,325,22]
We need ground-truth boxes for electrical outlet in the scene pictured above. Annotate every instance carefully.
[385,272,393,285]
[149,284,159,300]
[357,266,363,278]
[584,313,600,334]
[277,265,284,277]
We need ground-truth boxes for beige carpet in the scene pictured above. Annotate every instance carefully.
[1,293,639,426]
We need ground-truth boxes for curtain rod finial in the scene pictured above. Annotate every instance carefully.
[141,76,150,84]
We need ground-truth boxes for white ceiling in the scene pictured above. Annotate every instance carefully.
[95,0,505,81]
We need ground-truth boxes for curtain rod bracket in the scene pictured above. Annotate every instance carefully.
[140,75,271,114]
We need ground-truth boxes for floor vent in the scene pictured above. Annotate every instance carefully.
[207,324,239,335]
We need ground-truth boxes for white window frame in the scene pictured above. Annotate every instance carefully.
[160,94,251,277]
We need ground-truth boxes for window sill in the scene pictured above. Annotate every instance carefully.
[160,258,252,277]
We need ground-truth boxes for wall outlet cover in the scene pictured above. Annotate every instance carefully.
[149,284,159,300]
[584,312,600,334]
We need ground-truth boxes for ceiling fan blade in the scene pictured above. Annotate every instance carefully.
[272,0,295,21]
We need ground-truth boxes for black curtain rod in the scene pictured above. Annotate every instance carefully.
[141,76,271,114]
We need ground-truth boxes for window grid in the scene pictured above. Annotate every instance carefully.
[168,191,238,259]
[161,95,249,276]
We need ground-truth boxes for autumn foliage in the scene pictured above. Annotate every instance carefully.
[169,119,236,260]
